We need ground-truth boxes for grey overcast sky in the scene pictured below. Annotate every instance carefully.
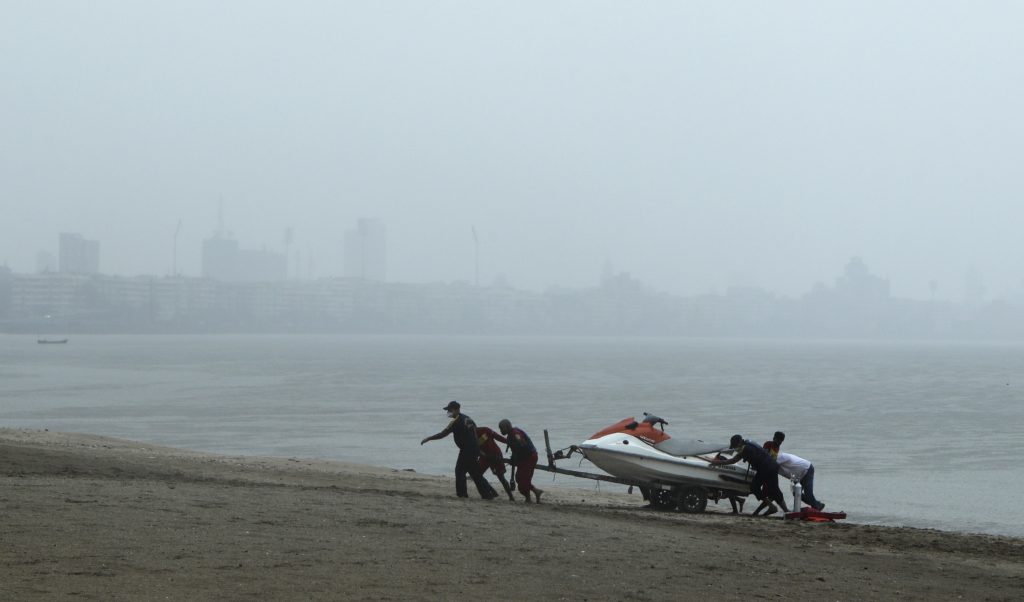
[2,1,1022,300]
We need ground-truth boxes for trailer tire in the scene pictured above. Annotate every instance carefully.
[649,489,675,510]
[677,486,709,513]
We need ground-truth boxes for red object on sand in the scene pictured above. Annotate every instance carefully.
[784,507,847,522]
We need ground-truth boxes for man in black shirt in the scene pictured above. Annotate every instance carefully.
[708,434,789,514]
[421,401,498,499]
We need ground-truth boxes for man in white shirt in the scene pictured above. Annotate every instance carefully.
[775,451,825,511]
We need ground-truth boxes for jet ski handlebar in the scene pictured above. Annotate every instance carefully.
[641,412,668,430]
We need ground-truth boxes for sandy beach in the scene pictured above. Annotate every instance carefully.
[1,429,1021,601]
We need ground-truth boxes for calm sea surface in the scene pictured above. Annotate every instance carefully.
[2,334,1022,537]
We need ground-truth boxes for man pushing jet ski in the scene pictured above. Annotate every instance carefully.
[708,434,790,515]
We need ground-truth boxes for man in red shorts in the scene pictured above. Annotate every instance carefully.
[477,425,515,501]
[495,419,543,504]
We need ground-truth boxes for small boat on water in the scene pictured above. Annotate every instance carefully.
[37,338,69,344]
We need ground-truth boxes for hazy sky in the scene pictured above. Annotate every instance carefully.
[2,2,1022,300]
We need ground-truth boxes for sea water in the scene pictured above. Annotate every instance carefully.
[2,334,1022,538]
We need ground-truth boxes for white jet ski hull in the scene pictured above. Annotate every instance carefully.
[579,433,752,494]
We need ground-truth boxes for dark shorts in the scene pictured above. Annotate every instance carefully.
[751,469,781,501]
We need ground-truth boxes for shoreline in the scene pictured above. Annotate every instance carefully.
[2,428,1022,600]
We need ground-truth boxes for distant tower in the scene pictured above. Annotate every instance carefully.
[343,218,387,281]
[58,233,100,274]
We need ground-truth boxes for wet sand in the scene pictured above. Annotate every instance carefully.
[1,428,1021,600]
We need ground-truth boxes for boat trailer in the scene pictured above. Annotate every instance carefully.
[533,429,750,514]
[533,429,845,521]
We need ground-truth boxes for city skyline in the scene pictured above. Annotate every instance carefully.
[7,197,1024,303]
[4,254,1022,340]
[3,4,1023,303]
[10,225,1023,307]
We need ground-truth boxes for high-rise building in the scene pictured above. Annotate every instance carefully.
[201,234,286,282]
[58,233,100,274]
[343,218,386,281]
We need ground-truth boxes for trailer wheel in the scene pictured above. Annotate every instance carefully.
[677,486,709,513]
[649,489,675,510]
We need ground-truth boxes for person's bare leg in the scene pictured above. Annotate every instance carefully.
[495,473,515,501]
[533,487,543,504]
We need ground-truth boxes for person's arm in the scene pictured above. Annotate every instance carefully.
[508,431,528,460]
[708,450,742,465]
[479,436,503,462]
[420,421,455,445]
[494,433,513,463]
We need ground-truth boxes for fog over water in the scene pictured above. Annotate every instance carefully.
[3,2,1023,301]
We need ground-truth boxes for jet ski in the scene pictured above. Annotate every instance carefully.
[576,414,753,511]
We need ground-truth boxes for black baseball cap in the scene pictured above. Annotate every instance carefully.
[443,400,460,411]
